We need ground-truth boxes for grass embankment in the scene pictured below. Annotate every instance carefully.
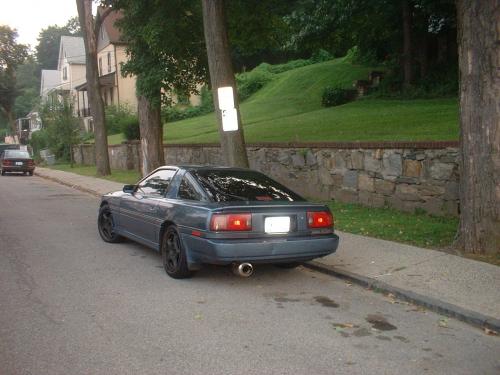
[164,59,458,144]
[108,58,458,145]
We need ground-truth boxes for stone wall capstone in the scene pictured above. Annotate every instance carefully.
[73,141,460,216]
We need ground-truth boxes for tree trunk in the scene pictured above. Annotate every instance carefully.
[76,0,111,176]
[138,94,164,177]
[455,0,500,254]
[402,0,413,88]
[418,33,428,80]
[201,0,249,168]
[6,110,15,136]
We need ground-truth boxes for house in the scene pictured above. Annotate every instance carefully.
[40,69,61,103]
[75,8,137,115]
[40,36,92,130]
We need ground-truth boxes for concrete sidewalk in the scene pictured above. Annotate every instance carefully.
[35,167,500,331]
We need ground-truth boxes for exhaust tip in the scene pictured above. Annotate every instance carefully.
[233,262,254,277]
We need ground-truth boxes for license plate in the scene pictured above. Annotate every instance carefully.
[265,216,290,233]
[15,162,23,166]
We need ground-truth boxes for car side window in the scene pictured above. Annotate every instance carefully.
[138,169,176,196]
[178,177,203,201]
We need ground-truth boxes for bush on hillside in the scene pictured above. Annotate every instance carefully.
[311,49,334,63]
[163,86,214,123]
[322,86,357,107]
[236,69,274,101]
[105,104,134,135]
[121,117,140,141]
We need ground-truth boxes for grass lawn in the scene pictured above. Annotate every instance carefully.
[50,163,140,185]
[107,58,458,145]
[325,201,458,249]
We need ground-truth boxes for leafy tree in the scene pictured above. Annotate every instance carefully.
[14,56,40,119]
[39,99,80,165]
[0,25,28,134]
[76,0,111,176]
[202,0,249,167]
[285,0,456,88]
[109,0,207,175]
[36,17,81,71]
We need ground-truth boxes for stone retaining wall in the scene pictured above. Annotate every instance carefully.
[73,141,460,216]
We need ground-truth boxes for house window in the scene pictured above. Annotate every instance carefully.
[63,67,67,81]
[107,52,111,73]
[99,57,102,76]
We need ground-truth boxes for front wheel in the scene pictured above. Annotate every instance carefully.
[97,205,123,243]
[161,226,193,279]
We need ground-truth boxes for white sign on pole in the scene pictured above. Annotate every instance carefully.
[221,108,238,131]
[217,86,238,131]
[217,87,235,110]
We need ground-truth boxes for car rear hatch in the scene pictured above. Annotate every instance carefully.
[206,202,334,239]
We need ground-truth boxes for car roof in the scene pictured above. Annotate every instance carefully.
[176,165,252,172]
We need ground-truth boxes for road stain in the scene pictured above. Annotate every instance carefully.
[392,266,407,272]
[422,348,432,352]
[274,297,301,303]
[394,335,410,343]
[366,314,397,331]
[314,296,339,308]
[376,335,392,341]
[353,328,372,337]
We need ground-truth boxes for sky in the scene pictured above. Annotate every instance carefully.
[0,0,80,49]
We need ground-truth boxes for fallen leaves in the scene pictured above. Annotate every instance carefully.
[438,318,449,328]
[483,327,498,336]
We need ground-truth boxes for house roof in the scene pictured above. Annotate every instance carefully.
[40,70,61,97]
[57,36,85,70]
[97,7,125,45]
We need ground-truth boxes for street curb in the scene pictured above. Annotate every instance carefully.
[304,261,500,332]
[34,171,101,197]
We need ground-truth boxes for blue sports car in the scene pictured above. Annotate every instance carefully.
[98,166,339,279]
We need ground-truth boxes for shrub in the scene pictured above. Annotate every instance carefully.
[311,49,333,63]
[121,116,140,141]
[162,86,215,123]
[105,104,134,135]
[236,69,274,101]
[30,129,50,160]
[322,86,357,107]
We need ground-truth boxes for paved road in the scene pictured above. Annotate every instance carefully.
[0,175,499,375]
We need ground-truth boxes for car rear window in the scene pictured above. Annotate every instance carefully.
[191,169,305,202]
[4,150,30,158]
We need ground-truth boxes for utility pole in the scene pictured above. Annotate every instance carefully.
[201,0,249,168]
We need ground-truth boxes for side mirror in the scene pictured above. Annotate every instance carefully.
[123,184,136,194]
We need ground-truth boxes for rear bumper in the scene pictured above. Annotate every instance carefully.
[182,233,340,266]
[2,166,35,173]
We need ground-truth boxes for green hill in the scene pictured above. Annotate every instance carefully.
[109,58,459,145]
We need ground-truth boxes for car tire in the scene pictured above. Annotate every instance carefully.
[97,205,123,243]
[28,171,33,176]
[161,226,193,279]
[1,170,5,176]
[274,262,301,269]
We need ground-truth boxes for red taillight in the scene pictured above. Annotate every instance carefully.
[307,211,333,228]
[2,160,12,166]
[210,213,252,231]
[27,159,34,166]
